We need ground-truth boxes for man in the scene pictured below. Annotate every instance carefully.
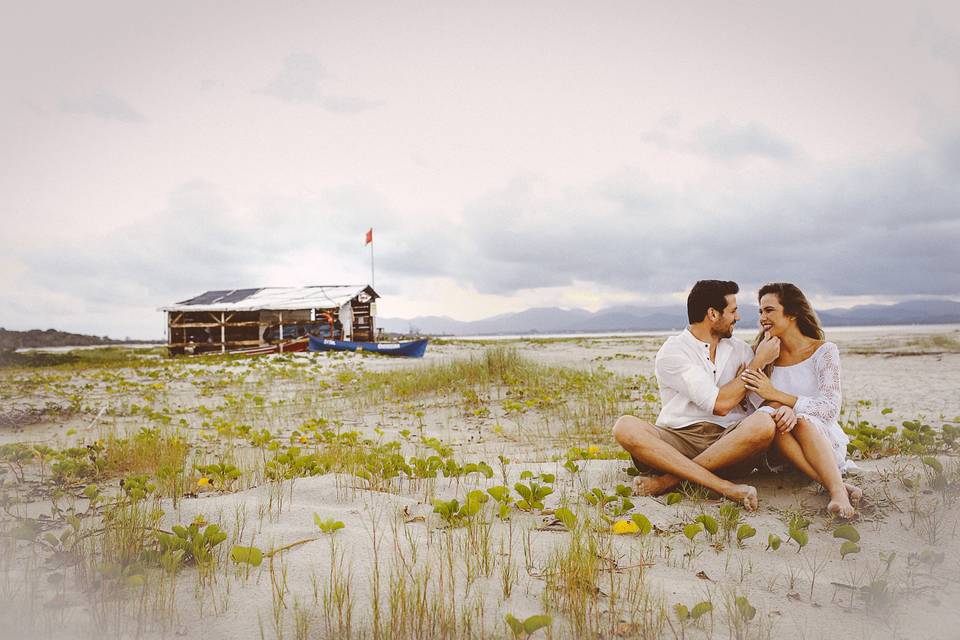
[612,280,788,510]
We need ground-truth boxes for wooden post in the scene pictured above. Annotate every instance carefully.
[220,312,226,353]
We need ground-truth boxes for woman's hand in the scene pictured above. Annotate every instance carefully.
[741,368,777,400]
[772,405,797,433]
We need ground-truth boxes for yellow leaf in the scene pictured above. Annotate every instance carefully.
[197,477,211,487]
[612,519,640,535]
[587,445,600,455]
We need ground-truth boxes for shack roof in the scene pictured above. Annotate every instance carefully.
[160,285,378,312]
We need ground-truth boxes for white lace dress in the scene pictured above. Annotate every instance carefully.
[757,342,854,473]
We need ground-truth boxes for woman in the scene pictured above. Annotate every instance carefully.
[740,283,861,518]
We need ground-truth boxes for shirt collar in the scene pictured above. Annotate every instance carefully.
[682,328,734,365]
[682,328,712,352]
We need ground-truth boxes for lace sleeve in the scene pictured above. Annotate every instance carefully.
[793,342,841,424]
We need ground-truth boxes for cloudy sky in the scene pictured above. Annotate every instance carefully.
[2,1,959,338]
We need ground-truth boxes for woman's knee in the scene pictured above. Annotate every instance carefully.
[792,418,814,436]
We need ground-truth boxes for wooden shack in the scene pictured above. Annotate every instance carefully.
[160,285,379,355]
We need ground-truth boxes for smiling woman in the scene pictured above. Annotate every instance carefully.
[744,282,859,518]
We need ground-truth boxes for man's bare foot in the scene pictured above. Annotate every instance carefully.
[828,492,855,519]
[633,474,672,496]
[845,483,862,508]
[727,484,758,511]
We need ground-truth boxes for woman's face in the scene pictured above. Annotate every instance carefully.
[758,293,794,337]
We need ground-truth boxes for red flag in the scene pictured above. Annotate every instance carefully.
[365,228,373,245]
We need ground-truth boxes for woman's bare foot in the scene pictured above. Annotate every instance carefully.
[828,491,855,519]
[845,483,862,508]
[633,474,672,496]
[727,484,758,511]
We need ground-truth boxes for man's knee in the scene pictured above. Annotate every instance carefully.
[742,412,776,445]
[612,415,648,447]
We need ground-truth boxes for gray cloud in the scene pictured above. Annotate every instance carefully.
[16,182,363,311]
[693,119,799,162]
[373,134,960,298]
[59,91,146,123]
[257,53,383,113]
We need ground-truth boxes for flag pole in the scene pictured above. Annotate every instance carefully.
[370,238,375,289]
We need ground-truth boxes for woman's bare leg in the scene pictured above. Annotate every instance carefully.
[773,431,861,507]
[783,419,855,517]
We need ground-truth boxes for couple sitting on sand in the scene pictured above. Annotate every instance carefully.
[612,280,861,517]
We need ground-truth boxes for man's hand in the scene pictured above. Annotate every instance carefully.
[754,332,781,367]
[772,405,797,433]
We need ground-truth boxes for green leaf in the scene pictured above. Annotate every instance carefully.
[555,507,577,530]
[10,520,40,541]
[833,524,860,543]
[615,484,632,497]
[921,456,943,474]
[230,545,264,567]
[515,483,532,501]
[737,524,757,543]
[673,603,689,622]
[695,514,718,535]
[690,601,713,619]
[125,574,146,587]
[505,614,523,637]
[522,614,552,635]
[631,513,653,535]
[683,523,703,541]
[839,541,861,559]
[767,534,782,551]
[665,492,683,505]
[881,408,893,415]
[789,527,808,550]
[735,596,756,621]
[487,486,511,503]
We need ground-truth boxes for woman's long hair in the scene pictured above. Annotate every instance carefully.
[753,283,824,373]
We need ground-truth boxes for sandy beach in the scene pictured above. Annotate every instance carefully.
[1,326,959,640]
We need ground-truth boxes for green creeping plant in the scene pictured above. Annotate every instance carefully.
[514,473,554,511]
[155,523,227,568]
[313,514,345,534]
[433,490,489,526]
[505,614,551,638]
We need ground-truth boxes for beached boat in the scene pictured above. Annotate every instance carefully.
[307,335,428,358]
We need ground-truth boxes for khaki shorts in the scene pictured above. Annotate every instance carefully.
[631,419,758,477]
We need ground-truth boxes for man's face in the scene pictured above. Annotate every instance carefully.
[712,294,740,339]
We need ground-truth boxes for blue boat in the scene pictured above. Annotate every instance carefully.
[307,335,428,358]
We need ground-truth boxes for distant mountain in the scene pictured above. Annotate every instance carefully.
[379,300,960,336]
[0,328,150,350]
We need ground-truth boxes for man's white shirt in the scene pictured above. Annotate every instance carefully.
[655,329,757,429]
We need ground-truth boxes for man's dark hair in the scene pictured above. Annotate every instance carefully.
[687,280,739,323]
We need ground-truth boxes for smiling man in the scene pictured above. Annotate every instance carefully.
[612,280,781,510]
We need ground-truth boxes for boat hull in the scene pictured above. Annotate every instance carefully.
[307,336,428,358]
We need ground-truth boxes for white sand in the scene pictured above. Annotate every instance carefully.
[1,327,959,639]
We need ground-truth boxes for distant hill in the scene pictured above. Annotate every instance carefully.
[380,299,960,336]
[0,328,149,350]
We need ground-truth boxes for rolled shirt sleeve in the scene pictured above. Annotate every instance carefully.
[657,352,720,414]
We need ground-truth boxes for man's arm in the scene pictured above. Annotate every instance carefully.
[712,336,780,416]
